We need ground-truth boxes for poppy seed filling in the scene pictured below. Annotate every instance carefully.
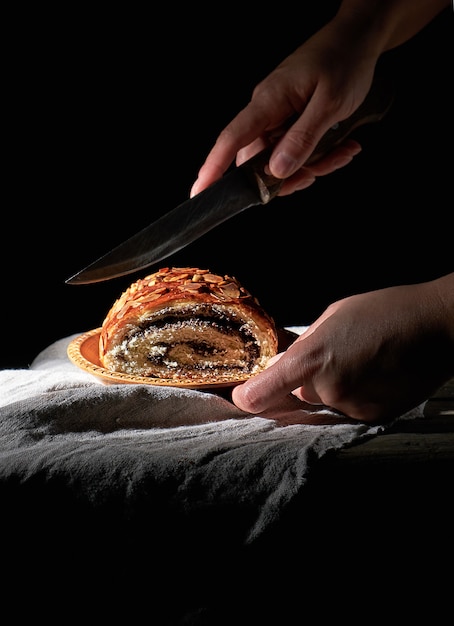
[103,304,263,380]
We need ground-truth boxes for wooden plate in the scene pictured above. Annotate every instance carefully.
[67,327,297,389]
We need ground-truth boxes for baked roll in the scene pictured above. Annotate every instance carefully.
[99,267,278,385]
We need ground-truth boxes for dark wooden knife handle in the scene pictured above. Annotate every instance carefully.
[243,75,395,203]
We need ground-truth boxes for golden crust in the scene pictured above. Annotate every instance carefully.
[99,267,278,383]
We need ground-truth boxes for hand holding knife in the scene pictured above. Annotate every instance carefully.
[66,76,394,285]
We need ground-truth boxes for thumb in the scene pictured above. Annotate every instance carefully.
[232,345,308,414]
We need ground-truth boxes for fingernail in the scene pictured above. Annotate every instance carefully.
[270,152,297,179]
[190,181,199,198]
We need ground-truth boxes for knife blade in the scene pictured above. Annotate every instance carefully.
[66,77,394,285]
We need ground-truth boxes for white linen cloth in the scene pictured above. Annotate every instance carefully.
[0,327,424,544]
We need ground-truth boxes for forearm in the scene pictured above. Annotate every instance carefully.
[333,0,451,55]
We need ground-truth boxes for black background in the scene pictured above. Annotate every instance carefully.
[2,4,453,369]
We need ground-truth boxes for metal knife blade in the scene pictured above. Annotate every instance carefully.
[66,77,394,285]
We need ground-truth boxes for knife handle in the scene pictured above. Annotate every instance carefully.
[244,75,395,203]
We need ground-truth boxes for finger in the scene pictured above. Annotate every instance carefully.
[190,142,234,197]
[305,139,362,175]
[291,385,323,405]
[277,139,361,196]
[268,90,358,179]
[264,352,284,368]
[235,137,269,166]
[232,345,308,414]
[278,170,316,196]
[254,393,349,426]
[191,103,279,197]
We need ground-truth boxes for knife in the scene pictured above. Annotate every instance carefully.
[66,77,394,285]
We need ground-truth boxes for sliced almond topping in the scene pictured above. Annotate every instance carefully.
[165,273,189,282]
[138,291,165,303]
[117,302,133,319]
[218,283,241,299]
[203,273,223,283]
[182,283,204,292]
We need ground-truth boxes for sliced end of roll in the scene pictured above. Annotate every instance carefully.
[99,267,278,385]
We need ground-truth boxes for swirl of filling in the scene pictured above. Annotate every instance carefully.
[99,267,278,383]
